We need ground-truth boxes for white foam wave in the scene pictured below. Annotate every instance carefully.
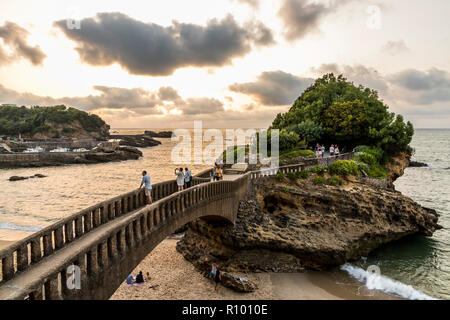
[23,147,45,153]
[340,264,437,300]
[0,221,42,232]
[49,148,70,153]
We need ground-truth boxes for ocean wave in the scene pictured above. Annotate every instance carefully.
[340,264,437,300]
[0,221,43,232]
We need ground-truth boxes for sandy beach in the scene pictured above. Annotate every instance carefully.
[0,240,13,251]
[111,239,398,300]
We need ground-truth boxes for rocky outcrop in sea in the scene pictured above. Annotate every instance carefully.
[176,155,441,274]
[112,134,162,148]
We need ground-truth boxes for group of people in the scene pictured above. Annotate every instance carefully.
[314,144,340,158]
[175,167,192,191]
[139,167,193,205]
[126,271,149,286]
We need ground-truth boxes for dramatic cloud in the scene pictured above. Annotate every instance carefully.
[389,68,450,91]
[0,84,225,116]
[229,70,313,105]
[277,0,347,40]
[0,21,47,66]
[311,63,389,92]
[389,68,450,105]
[54,12,274,76]
[382,40,409,56]
[158,86,182,102]
[311,63,450,107]
[180,98,225,115]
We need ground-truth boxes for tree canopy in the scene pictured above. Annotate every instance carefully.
[0,105,109,138]
[271,74,414,156]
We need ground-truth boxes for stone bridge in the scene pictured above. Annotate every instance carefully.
[0,153,353,300]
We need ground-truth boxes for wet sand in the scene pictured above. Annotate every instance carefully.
[111,239,398,300]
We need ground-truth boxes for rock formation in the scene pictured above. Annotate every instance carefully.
[385,151,410,189]
[0,146,142,168]
[144,131,173,138]
[177,155,441,274]
[9,174,47,181]
[409,161,428,168]
[112,134,162,148]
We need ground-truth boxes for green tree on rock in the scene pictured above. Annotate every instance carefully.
[271,73,414,156]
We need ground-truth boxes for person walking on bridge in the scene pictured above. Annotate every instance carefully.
[140,170,152,205]
[184,167,192,188]
[175,167,185,191]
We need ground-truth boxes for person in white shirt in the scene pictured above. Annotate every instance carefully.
[175,168,185,191]
[139,170,152,204]
[330,145,335,157]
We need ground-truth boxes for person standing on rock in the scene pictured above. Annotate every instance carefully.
[185,167,192,188]
[140,170,152,205]
[175,168,185,191]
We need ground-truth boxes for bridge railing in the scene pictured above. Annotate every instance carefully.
[0,172,209,283]
[0,173,250,300]
[250,152,355,179]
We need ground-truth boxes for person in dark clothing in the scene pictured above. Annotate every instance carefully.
[135,271,145,284]
[214,269,222,292]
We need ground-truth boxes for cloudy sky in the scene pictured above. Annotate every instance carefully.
[0,0,449,128]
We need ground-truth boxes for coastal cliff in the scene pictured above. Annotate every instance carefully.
[177,156,441,273]
[385,151,411,189]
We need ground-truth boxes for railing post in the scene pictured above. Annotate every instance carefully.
[122,198,128,214]
[134,220,142,245]
[119,228,127,254]
[115,200,121,217]
[142,214,148,236]
[109,234,119,259]
[31,238,41,263]
[93,208,101,227]
[2,254,14,281]
[99,242,108,268]
[129,196,133,211]
[29,286,44,300]
[84,212,92,233]
[75,216,83,237]
[54,226,64,249]
[65,221,74,243]
[108,203,115,220]
[159,202,166,223]
[127,223,135,247]
[87,248,98,276]
[149,209,155,230]
[17,244,29,272]
[101,205,108,224]
[43,233,53,256]
[181,194,186,211]
[152,207,159,226]
[44,274,61,300]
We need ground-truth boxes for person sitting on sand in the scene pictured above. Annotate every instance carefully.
[126,274,135,285]
[135,271,145,284]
